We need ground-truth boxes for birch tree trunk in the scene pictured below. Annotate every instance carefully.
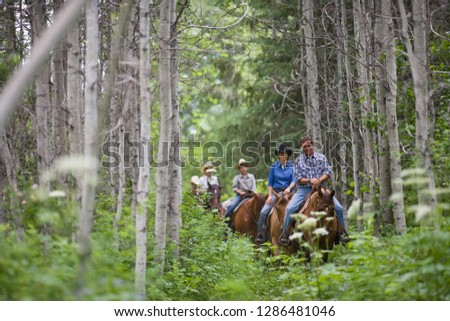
[52,0,68,163]
[167,0,182,260]
[135,0,151,298]
[111,0,134,235]
[77,0,99,295]
[340,0,362,230]
[374,0,393,226]
[398,0,437,215]
[154,0,173,272]
[334,0,348,225]
[31,0,51,191]
[302,0,321,146]
[125,4,139,225]
[353,0,378,233]
[67,20,83,195]
[382,0,406,233]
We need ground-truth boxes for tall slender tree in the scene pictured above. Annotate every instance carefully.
[374,0,394,226]
[78,0,99,295]
[135,0,151,297]
[398,0,437,214]
[340,0,362,230]
[167,0,182,260]
[382,0,406,233]
[154,0,173,272]
[301,0,321,146]
[51,0,68,163]
[31,0,51,190]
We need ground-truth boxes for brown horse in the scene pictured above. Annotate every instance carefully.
[231,192,266,242]
[206,183,221,212]
[294,186,341,262]
[267,192,297,256]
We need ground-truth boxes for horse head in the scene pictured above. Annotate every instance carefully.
[297,186,337,262]
[206,183,221,211]
[317,186,336,224]
[249,192,267,215]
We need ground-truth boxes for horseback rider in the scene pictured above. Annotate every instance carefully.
[256,143,296,244]
[223,159,257,226]
[198,161,219,193]
[278,136,348,246]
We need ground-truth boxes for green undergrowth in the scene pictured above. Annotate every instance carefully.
[0,190,448,300]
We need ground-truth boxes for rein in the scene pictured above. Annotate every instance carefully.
[243,197,259,225]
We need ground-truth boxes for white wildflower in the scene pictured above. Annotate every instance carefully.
[48,190,66,198]
[291,213,308,222]
[289,232,303,241]
[311,211,326,219]
[313,228,329,236]
[299,217,317,230]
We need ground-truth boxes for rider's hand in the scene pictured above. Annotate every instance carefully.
[283,187,291,196]
[310,178,320,189]
[265,196,273,205]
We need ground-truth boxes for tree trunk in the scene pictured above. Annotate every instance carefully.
[302,0,321,146]
[154,0,173,272]
[51,0,68,164]
[31,0,51,191]
[383,0,406,234]
[353,0,378,234]
[340,0,362,231]
[398,0,437,219]
[167,0,182,260]
[67,19,83,196]
[135,0,151,298]
[334,0,348,226]
[374,0,393,226]
[77,0,99,296]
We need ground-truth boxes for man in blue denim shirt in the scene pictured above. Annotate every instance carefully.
[278,136,348,246]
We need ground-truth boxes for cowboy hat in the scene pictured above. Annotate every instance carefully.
[274,143,293,156]
[235,158,251,170]
[190,175,200,185]
[201,161,216,174]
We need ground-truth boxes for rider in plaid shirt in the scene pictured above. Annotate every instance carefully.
[279,136,348,246]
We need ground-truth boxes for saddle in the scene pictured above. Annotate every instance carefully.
[233,194,253,213]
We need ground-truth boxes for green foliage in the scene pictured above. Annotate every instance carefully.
[164,193,286,300]
[280,227,450,300]
[1,187,449,300]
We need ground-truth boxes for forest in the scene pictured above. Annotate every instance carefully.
[0,0,449,301]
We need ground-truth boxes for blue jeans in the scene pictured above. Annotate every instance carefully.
[283,187,345,232]
[257,192,277,232]
[224,195,242,220]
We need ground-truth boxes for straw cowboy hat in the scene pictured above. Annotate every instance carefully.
[201,161,217,174]
[274,143,293,157]
[235,158,251,170]
[190,175,200,185]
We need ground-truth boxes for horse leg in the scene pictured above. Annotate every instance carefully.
[271,234,280,256]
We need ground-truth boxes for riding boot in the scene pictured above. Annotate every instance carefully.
[278,229,290,246]
[256,226,266,244]
[224,215,232,228]
[335,231,350,245]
